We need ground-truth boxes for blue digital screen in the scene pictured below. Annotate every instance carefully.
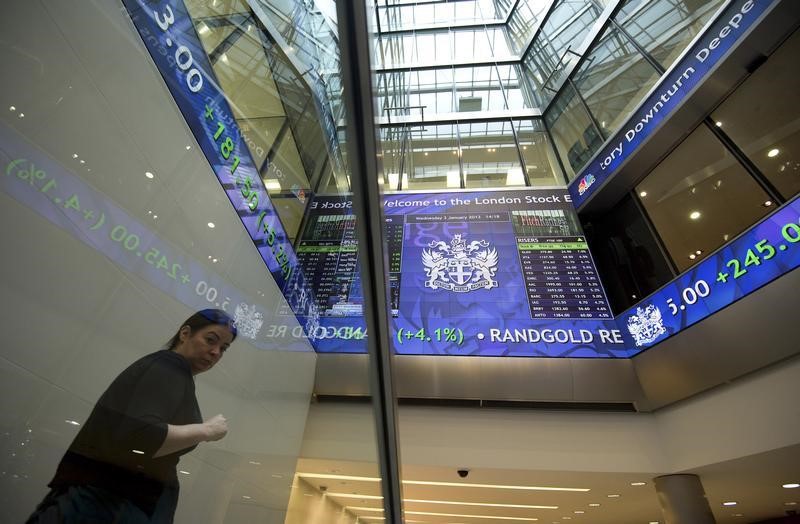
[122,0,320,338]
[299,191,800,357]
[616,195,800,352]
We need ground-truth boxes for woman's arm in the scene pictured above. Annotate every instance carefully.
[153,414,228,458]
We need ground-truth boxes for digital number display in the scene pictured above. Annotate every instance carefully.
[121,0,319,337]
[298,190,625,356]
[0,122,310,352]
[619,195,800,351]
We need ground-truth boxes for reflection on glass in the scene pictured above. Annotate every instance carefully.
[711,29,800,200]
[584,194,675,314]
[525,0,603,103]
[636,126,772,272]
[617,0,725,71]
[546,83,598,181]
[572,27,660,139]
[514,119,564,186]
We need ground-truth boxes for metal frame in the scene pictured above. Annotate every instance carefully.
[335,2,404,522]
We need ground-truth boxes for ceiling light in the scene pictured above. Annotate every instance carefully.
[574,510,584,514]
[405,511,539,521]
[303,473,589,493]
[639,191,647,197]
[186,145,191,150]
[763,200,773,207]
[767,148,780,157]
[404,480,590,492]
[523,146,527,150]
[689,211,701,220]
[346,507,384,512]
[18,113,24,118]
[783,483,800,489]
[207,222,215,228]
[72,153,78,158]
[424,152,428,156]
[212,258,218,263]
[132,449,145,455]
[326,493,383,500]
[588,504,600,507]
[179,470,190,475]
[631,482,646,486]
[562,517,571,520]
[723,502,737,506]
[733,514,743,517]
[221,53,229,63]
[297,473,381,482]
[607,494,620,498]
[689,254,696,260]
[715,121,722,127]
[785,502,798,506]
[695,250,702,255]
[9,106,15,111]
[64,420,80,426]
[242,495,252,500]
[79,160,85,164]
[650,522,660,524]
[271,474,283,479]
[145,171,154,179]
[723,234,730,241]
[404,499,557,510]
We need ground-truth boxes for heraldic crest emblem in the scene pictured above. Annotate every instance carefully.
[626,304,667,347]
[421,234,499,292]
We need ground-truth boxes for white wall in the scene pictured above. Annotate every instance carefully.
[301,354,800,475]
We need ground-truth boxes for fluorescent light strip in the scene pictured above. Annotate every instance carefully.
[296,473,382,482]
[405,480,588,492]
[406,511,538,521]
[327,493,384,500]
[405,499,557,510]
[298,473,587,492]
[346,507,384,512]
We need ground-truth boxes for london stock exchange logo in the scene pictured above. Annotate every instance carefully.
[422,234,499,292]
[626,304,667,347]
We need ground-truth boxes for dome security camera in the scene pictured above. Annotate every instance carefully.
[457,469,470,478]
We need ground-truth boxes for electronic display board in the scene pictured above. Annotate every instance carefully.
[296,189,630,357]
[616,194,800,352]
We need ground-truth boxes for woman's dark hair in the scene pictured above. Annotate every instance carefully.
[165,309,238,350]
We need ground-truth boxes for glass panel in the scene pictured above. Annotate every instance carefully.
[572,26,661,139]
[523,0,605,105]
[514,119,564,186]
[618,0,725,71]
[405,124,461,190]
[711,28,800,200]
[584,195,675,314]
[0,1,386,523]
[636,126,773,272]
[546,83,598,181]
[462,121,523,188]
